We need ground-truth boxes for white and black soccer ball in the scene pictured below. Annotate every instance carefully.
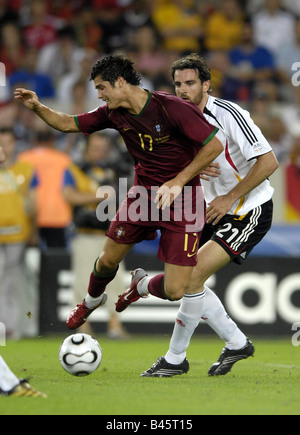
[59,334,102,377]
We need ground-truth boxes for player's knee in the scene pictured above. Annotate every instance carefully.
[164,282,188,301]
[97,255,119,274]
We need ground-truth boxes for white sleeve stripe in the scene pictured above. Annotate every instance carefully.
[214,99,258,146]
[203,107,224,129]
[231,205,262,251]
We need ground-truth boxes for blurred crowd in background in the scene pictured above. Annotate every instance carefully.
[1,0,300,166]
[1,0,300,338]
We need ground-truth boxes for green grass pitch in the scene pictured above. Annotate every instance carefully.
[0,335,299,415]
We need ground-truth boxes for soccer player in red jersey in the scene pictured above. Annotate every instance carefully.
[14,55,223,329]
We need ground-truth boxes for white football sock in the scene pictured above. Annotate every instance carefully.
[203,286,247,350]
[137,276,150,297]
[165,291,206,365]
[0,355,20,393]
[84,293,106,309]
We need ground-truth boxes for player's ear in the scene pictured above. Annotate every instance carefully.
[116,77,126,88]
[203,80,211,93]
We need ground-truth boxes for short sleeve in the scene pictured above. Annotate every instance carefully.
[167,98,219,146]
[217,101,272,161]
[74,106,114,135]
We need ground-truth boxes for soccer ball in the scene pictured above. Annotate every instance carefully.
[59,333,102,377]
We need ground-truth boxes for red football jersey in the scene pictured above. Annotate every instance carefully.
[75,91,219,189]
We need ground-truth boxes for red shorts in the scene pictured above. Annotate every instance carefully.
[106,220,201,267]
[105,184,204,266]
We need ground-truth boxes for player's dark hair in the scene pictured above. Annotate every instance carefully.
[90,55,141,86]
[171,53,212,91]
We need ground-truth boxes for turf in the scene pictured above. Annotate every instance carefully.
[0,335,299,416]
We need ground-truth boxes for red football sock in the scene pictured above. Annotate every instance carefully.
[148,273,168,300]
[87,261,118,298]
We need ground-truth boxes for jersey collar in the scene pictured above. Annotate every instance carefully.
[130,90,152,118]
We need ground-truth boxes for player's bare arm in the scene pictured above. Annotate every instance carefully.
[156,136,223,210]
[14,88,79,133]
[200,162,221,181]
[206,151,279,225]
[63,186,102,206]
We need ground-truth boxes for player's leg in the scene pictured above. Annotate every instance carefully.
[87,237,134,304]
[186,240,230,294]
[140,258,207,377]
[165,240,230,360]
[0,355,19,393]
[141,239,247,377]
[182,240,247,351]
[202,202,273,371]
[144,201,273,376]
[115,262,195,313]
[116,229,200,312]
[204,284,254,376]
[105,260,129,339]
[152,262,195,301]
[67,237,134,329]
[163,241,250,370]
[72,233,127,338]
[0,355,46,397]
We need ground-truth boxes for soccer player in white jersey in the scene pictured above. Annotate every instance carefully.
[140,53,279,377]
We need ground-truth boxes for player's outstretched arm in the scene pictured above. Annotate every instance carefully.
[14,88,80,133]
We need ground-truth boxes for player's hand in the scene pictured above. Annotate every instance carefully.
[206,195,235,225]
[14,88,40,111]
[200,162,221,181]
[155,179,183,210]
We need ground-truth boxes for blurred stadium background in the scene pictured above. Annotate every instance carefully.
[0,0,300,340]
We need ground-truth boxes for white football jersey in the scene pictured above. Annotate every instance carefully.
[202,96,274,216]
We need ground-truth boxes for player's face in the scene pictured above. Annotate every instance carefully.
[94,76,125,109]
[174,69,208,107]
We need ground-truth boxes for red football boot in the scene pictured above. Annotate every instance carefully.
[66,294,107,330]
[115,269,148,313]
